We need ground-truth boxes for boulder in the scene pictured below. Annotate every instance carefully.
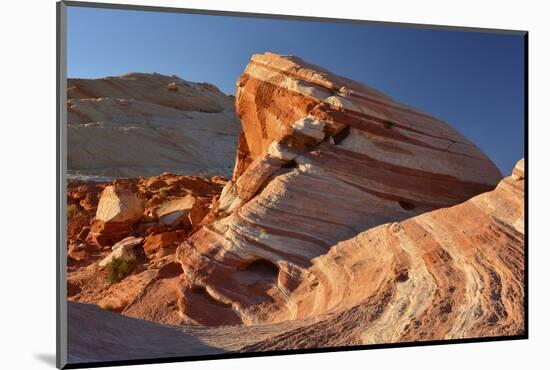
[86,186,144,247]
[86,220,135,248]
[156,195,206,229]
[111,236,144,251]
[96,185,144,223]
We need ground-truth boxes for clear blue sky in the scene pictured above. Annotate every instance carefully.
[67,6,525,175]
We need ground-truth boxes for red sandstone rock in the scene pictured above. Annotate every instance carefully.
[86,220,134,248]
[76,226,90,241]
[66,57,523,351]
[68,242,88,261]
[143,230,186,258]
[245,159,525,347]
[144,223,169,236]
[67,160,524,356]
[173,53,505,326]
[67,210,94,240]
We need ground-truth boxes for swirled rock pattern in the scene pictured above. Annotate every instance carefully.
[246,159,525,349]
[66,54,524,362]
[67,161,524,362]
[173,53,504,326]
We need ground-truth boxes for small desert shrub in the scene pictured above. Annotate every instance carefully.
[67,204,80,219]
[105,252,137,284]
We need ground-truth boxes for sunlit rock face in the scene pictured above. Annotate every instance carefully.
[67,72,241,178]
[248,158,525,349]
[173,53,506,326]
[68,160,524,358]
[66,54,524,355]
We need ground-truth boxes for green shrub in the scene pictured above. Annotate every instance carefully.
[67,204,80,219]
[105,252,137,284]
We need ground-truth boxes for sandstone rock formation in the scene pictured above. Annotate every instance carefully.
[246,158,525,348]
[67,159,524,362]
[68,73,241,178]
[66,54,524,363]
[173,53,504,326]
[156,195,205,229]
[143,230,187,258]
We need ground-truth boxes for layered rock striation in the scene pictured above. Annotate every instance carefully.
[67,54,524,358]
[246,158,525,348]
[68,160,524,360]
[173,53,504,326]
[68,73,241,178]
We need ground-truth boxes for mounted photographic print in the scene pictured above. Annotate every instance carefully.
[56,1,527,368]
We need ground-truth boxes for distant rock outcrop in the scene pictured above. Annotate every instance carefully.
[67,73,241,178]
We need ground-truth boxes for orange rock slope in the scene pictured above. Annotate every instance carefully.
[244,158,525,349]
[67,54,524,359]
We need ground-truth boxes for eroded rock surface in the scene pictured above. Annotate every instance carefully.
[248,159,525,348]
[66,173,225,315]
[68,161,524,361]
[67,55,524,360]
[68,73,241,178]
[67,301,225,363]
[173,53,505,326]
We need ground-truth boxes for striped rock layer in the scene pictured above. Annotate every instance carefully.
[68,73,241,178]
[172,53,505,327]
[248,159,525,348]
[67,161,524,362]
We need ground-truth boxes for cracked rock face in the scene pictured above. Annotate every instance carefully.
[172,53,506,326]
